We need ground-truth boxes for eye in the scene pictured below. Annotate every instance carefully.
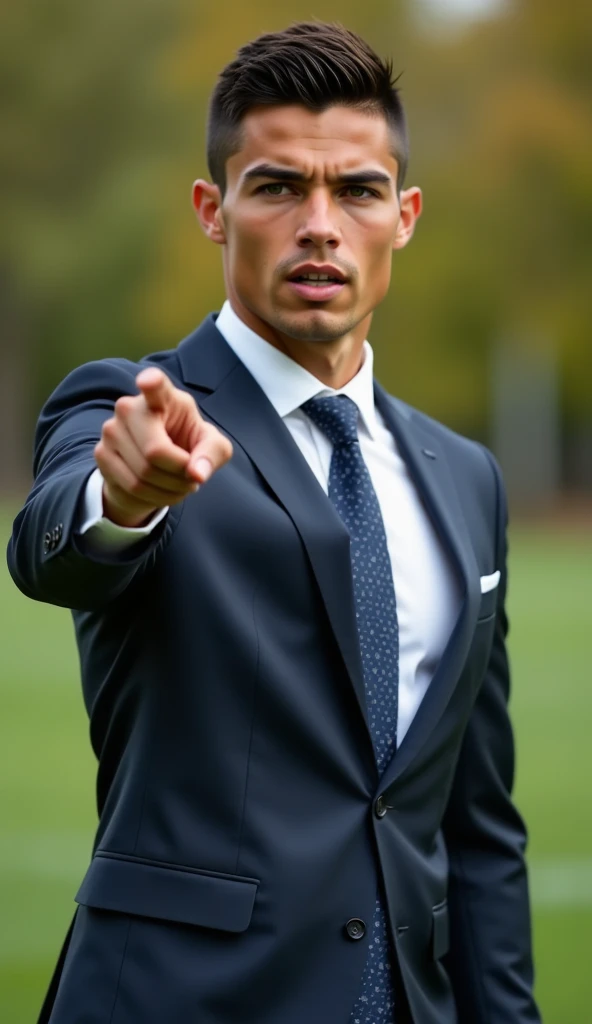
[259,183,291,196]
[345,185,376,199]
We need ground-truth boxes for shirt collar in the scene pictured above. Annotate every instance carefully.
[215,300,378,439]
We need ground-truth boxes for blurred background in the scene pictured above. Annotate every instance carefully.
[1,0,590,1020]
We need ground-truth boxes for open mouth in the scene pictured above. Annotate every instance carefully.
[289,273,345,287]
[286,265,348,301]
[287,278,347,302]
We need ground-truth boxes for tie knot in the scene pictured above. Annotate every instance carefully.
[301,395,360,448]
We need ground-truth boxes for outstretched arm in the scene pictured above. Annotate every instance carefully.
[7,358,232,610]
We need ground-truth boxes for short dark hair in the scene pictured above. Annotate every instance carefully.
[207,22,408,194]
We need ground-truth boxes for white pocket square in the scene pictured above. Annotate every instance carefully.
[480,570,500,594]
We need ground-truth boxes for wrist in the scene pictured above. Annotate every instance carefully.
[102,486,159,529]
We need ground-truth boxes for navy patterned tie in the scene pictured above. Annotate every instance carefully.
[302,395,397,1023]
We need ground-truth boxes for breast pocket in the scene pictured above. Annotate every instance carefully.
[477,583,498,622]
[477,569,501,621]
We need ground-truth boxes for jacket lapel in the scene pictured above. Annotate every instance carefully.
[177,318,374,758]
[374,385,482,786]
[177,318,482,781]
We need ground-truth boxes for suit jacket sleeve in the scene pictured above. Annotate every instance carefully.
[7,358,181,611]
[441,449,541,1023]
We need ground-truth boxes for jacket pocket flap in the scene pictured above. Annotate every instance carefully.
[431,900,450,960]
[75,852,259,933]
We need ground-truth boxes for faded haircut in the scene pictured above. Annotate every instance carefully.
[207,22,408,193]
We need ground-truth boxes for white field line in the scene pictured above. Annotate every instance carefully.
[0,832,93,883]
[529,861,592,908]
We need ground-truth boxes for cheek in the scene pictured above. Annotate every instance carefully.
[229,217,278,279]
[351,213,397,272]
[361,234,396,290]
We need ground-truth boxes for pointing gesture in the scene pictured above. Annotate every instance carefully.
[94,368,233,527]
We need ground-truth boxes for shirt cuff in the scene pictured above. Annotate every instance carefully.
[77,468,169,553]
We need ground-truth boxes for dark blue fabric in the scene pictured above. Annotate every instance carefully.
[302,395,397,1022]
[7,316,541,1024]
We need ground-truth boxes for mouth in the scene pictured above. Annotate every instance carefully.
[286,264,349,303]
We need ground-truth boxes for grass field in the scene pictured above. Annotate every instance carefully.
[0,508,590,1023]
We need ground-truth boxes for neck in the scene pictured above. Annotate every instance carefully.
[226,297,370,389]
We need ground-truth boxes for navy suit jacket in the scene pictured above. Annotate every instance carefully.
[8,314,540,1024]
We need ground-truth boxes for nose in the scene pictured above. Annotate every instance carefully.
[295,191,340,250]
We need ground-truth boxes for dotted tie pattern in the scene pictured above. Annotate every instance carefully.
[302,395,398,1024]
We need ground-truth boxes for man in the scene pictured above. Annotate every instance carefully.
[8,21,540,1024]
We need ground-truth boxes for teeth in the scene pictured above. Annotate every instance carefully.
[297,273,340,282]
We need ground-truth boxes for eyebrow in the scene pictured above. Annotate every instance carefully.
[242,164,393,187]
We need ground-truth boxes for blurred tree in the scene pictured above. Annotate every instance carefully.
[0,0,182,489]
[381,0,592,455]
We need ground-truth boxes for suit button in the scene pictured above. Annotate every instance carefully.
[345,918,366,941]
[43,532,51,553]
[375,795,388,818]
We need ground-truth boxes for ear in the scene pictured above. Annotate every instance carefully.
[393,187,422,251]
[193,179,226,245]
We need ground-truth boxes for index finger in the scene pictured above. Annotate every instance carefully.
[136,368,176,413]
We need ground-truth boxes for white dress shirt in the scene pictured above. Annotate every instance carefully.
[79,301,459,743]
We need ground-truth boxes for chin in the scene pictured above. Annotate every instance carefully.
[273,307,358,344]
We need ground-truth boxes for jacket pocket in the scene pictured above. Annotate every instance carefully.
[75,850,260,933]
[431,899,450,960]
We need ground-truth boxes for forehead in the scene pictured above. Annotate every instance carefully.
[227,104,398,182]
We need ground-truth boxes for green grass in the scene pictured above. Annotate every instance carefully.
[1,508,590,1023]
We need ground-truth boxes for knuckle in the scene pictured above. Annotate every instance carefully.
[143,441,165,464]
[102,418,117,440]
[127,476,145,498]
[115,396,134,417]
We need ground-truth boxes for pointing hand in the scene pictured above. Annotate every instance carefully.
[94,368,233,527]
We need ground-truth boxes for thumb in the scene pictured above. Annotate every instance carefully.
[136,368,174,414]
[188,422,234,484]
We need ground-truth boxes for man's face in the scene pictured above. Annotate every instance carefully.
[194,104,421,350]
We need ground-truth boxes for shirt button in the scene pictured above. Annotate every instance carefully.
[345,918,366,941]
[375,795,388,818]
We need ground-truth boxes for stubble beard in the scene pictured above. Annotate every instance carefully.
[269,305,361,345]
